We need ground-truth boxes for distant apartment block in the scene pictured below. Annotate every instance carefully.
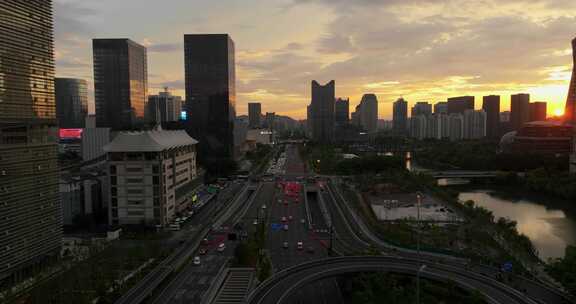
[411,102,432,117]
[248,102,262,128]
[393,98,408,135]
[146,88,183,125]
[447,96,474,114]
[529,102,547,122]
[463,109,487,139]
[511,93,530,131]
[335,97,350,126]
[482,95,500,138]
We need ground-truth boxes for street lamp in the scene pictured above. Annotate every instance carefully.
[416,264,427,304]
[416,192,422,262]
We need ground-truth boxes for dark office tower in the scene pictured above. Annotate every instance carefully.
[564,37,576,173]
[184,34,236,160]
[310,80,335,143]
[55,78,88,128]
[0,0,62,286]
[393,98,408,135]
[248,102,261,128]
[93,39,148,130]
[511,93,530,130]
[529,102,547,122]
[434,102,448,114]
[565,37,576,124]
[335,97,350,126]
[447,96,474,114]
[482,95,500,138]
[359,94,379,133]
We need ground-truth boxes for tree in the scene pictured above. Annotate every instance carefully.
[547,245,576,296]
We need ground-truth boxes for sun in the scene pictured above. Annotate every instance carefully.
[554,108,564,117]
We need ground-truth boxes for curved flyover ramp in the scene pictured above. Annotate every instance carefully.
[246,256,538,304]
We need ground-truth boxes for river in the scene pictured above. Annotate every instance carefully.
[458,189,576,261]
[404,153,576,261]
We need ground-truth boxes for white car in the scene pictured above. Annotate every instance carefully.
[300,219,306,224]
[283,224,289,231]
[283,241,289,249]
[253,219,258,225]
[193,256,201,265]
[217,243,226,252]
[281,216,287,222]
[297,241,303,250]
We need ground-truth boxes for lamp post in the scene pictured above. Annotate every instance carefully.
[416,192,422,262]
[416,264,427,304]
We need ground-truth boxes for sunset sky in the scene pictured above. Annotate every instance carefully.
[54,0,576,119]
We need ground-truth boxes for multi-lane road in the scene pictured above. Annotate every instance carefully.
[116,143,572,304]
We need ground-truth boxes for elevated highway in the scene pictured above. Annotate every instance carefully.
[246,256,539,304]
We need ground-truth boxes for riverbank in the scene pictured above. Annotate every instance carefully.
[454,186,576,261]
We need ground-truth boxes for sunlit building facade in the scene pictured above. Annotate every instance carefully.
[0,0,62,285]
[93,39,148,130]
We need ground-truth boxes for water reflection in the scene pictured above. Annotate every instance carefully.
[459,190,576,261]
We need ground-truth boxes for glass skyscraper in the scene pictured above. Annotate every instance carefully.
[55,78,88,128]
[0,0,62,285]
[93,39,148,130]
[184,34,236,160]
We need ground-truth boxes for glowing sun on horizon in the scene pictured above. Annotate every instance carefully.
[554,108,564,117]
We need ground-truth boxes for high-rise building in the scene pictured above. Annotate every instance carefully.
[482,95,500,139]
[463,110,487,139]
[564,37,576,173]
[411,102,432,117]
[447,96,474,114]
[265,112,276,131]
[358,94,378,133]
[529,102,547,122]
[55,78,88,128]
[449,114,464,141]
[184,34,236,160]
[248,102,261,129]
[309,80,335,143]
[565,37,576,125]
[409,115,427,139]
[335,97,350,126]
[393,98,408,135]
[146,88,183,125]
[0,0,62,285]
[511,93,530,130]
[104,130,198,226]
[93,39,148,130]
[434,102,448,114]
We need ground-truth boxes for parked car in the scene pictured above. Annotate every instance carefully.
[283,224,289,231]
[283,241,289,249]
[297,241,303,250]
[193,256,201,265]
[199,248,207,255]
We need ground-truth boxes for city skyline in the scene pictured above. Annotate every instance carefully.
[54,0,574,119]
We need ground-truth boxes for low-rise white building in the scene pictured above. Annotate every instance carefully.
[103,129,198,227]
